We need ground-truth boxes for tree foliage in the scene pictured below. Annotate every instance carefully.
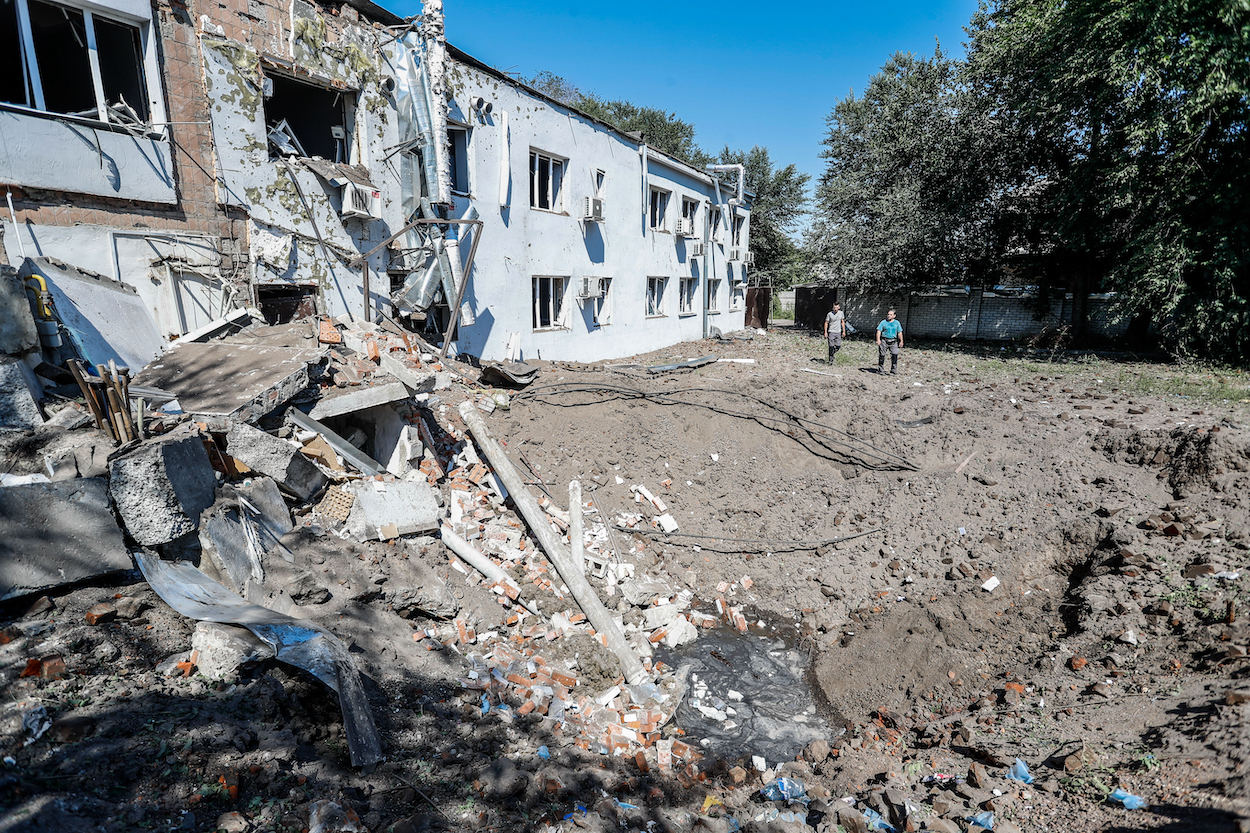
[812,0,1250,362]
[811,46,1013,290]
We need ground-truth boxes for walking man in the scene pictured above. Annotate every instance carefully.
[824,301,846,363]
[876,308,903,374]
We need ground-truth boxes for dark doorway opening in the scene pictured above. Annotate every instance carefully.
[257,284,318,324]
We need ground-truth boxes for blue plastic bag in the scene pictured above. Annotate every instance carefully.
[1108,788,1146,810]
[967,810,995,829]
[1005,758,1033,784]
[862,807,897,832]
[537,745,550,760]
[760,777,806,802]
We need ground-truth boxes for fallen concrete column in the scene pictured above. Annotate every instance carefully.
[225,423,327,501]
[0,358,43,430]
[0,478,132,601]
[440,525,538,615]
[308,380,410,421]
[285,409,384,477]
[108,425,217,546]
[458,401,647,684]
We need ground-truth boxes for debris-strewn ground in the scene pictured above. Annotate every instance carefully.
[2,326,1248,833]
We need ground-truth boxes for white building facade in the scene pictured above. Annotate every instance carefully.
[441,48,751,362]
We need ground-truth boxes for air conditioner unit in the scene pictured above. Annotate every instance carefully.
[576,276,604,300]
[688,241,706,257]
[583,196,605,222]
[340,182,383,220]
[728,246,745,262]
[744,251,756,267]
[675,217,695,237]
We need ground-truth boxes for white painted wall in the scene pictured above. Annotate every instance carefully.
[444,58,750,363]
[0,109,177,203]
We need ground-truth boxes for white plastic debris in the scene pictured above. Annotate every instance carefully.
[981,576,1001,592]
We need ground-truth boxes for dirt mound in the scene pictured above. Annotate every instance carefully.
[1096,425,1250,497]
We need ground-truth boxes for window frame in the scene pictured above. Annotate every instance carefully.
[648,186,670,232]
[3,0,166,134]
[730,283,744,311]
[447,125,471,194]
[532,275,569,331]
[707,277,723,313]
[709,205,722,242]
[645,276,668,318]
[677,276,697,317]
[732,213,746,247]
[529,149,566,213]
[592,277,612,327]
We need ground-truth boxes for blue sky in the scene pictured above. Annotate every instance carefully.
[395,0,980,206]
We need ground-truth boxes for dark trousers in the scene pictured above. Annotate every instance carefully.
[878,338,899,371]
[827,335,842,361]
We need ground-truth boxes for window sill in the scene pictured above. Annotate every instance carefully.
[533,326,570,333]
[650,228,670,234]
[708,310,722,315]
[678,311,696,318]
[645,314,667,319]
[0,101,163,139]
[530,206,569,216]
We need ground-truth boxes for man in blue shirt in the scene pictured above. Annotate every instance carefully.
[876,309,904,374]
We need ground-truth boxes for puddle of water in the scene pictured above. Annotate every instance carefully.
[658,629,833,766]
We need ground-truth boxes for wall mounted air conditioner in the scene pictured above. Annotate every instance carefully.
[675,217,695,237]
[688,241,706,257]
[341,182,383,220]
[744,251,756,267]
[576,276,604,300]
[583,196,605,222]
[728,246,745,262]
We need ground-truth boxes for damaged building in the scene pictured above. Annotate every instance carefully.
[0,0,752,366]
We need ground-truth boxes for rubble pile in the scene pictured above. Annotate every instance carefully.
[1,308,1248,832]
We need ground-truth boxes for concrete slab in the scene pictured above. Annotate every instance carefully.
[225,423,327,501]
[309,380,410,421]
[344,479,440,540]
[133,340,322,425]
[378,351,436,394]
[0,265,38,356]
[0,478,131,601]
[20,257,164,371]
[109,426,217,546]
[0,357,43,429]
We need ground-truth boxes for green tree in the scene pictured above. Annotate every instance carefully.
[811,45,1012,291]
[966,0,1250,360]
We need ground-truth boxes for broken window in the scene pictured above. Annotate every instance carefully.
[593,169,606,198]
[732,214,746,247]
[532,276,567,330]
[265,72,352,161]
[2,0,153,124]
[709,206,722,241]
[646,277,667,317]
[648,187,669,232]
[593,277,612,327]
[678,276,696,315]
[529,150,564,211]
[1,0,30,107]
[448,127,470,193]
[731,283,744,310]
[708,278,722,312]
[257,284,318,324]
[682,197,698,225]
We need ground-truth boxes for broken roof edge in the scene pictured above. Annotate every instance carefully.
[344,0,405,27]
[444,43,752,204]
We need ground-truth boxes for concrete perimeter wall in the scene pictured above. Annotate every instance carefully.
[799,287,1130,342]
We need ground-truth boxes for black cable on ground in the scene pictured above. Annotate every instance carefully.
[513,381,918,471]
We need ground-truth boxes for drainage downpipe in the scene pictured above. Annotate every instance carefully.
[640,143,648,235]
[444,203,477,326]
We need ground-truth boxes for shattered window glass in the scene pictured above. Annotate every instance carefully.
[532,276,566,330]
[529,150,563,211]
[1,0,29,107]
[94,15,148,122]
[26,0,95,117]
[646,277,667,316]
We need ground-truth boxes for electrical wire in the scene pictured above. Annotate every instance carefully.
[512,381,918,471]
[625,526,882,554]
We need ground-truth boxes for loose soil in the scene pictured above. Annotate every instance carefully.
[2,328,1247,833]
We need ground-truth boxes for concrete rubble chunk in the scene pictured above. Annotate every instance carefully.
[226,423,327,501]
[190,622,275,681]
[378,351,437,394]
[109,425,217,546]
[0,478,132,601]
[0,265,39,356]
[344,479,440,540]
[309,379,410,421]
[663,615,698,648]
[0,358,43,430]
